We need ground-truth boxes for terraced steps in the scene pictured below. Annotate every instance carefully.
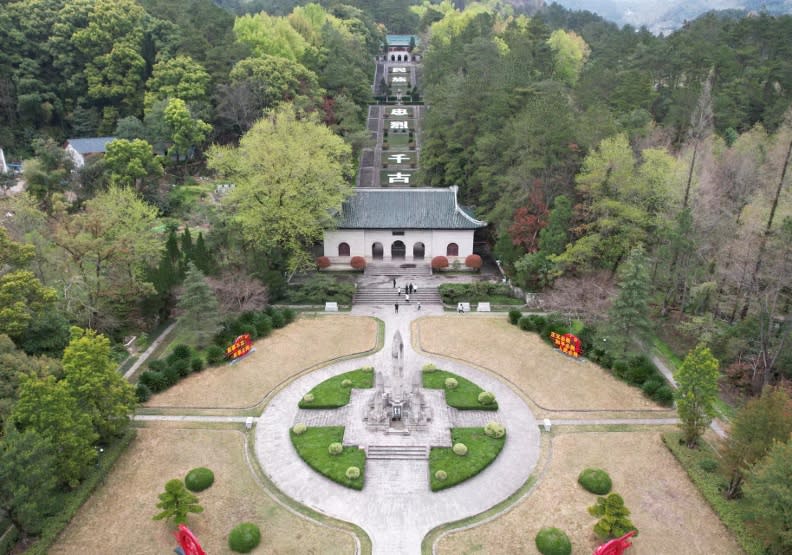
[365,262,432,277]
[366,444,429,460]
[353,286,442,305]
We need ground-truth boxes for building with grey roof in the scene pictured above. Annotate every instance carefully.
[64,137,116,168]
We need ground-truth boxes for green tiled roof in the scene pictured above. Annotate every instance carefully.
[386,34,418,46]
[335,187,486,230]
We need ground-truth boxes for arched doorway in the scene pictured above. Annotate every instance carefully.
[446,243,459,257]
[338,242,350,257]
[413,242,425,259]
[391,54,395,61]
[372,242,384,259]
[391,240,406,259]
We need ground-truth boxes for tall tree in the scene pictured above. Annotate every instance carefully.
[153,479,203,525]
[673,343,721,448]
[104,138,164,191]
[62,327,137,442]
[607,245,652,353]
[11,375,97,487]
[176,263,220,344]
[742,438,792,555]
[538,194,572,256]
[721,388,792,499]
[207,103,353,273]
[163,98,212,162]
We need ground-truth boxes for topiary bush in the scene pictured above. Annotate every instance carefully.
[589,493,637,539]
[292,423,307,435]
[205,345,225,365]
[228,522,261,553]
[465,254,483,270]
[282,308,295,324]
[185,467,215,492]
[452,443,468,456]
[345,466,361,479]
[444,377,458,389]
[422,363,438,372]
[484,421,506,439]
[171,357,191,378]
[535,527,572,555]
[135,382,152,402]
[478,391,496,405]
[328,442,343,455]
[434,470,447,481]
[162,367,179,387]
[302,393,315,403]
[316,255,331,269]
[578,468,613,495]
[253,313,273,337]
[351,256,366,270]
[170,344,193,361]
[270,310,286,329]
[431,255,449,271]
[641,378,663,396]
[652,385,674,406]
[509,309,522,325]
[518,315,535,331]
[147,359,167,372]
[341,379,353,387]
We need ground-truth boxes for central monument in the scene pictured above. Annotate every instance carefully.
[364,330,431,432]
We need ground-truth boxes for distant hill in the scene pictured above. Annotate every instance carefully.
[550,0,792,34]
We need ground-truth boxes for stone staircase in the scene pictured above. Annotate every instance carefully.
[365,262,432,277]
[353,285,442,306]
[366,444,429,460]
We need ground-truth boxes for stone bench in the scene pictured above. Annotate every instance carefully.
[325,302,339,312]
[456,302,471,313]
[477,302,491,312]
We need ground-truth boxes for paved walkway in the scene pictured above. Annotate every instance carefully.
[123,322,177,379]
[255,303,541,555]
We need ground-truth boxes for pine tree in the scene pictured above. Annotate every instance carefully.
[673,343,720,447]
[177,262,220,344]
[180,227,193,261]
[191,232,213,275]
[539,194,572,255]
[607,245,651,354]
[153,479,203,525]
[743,439,792,554]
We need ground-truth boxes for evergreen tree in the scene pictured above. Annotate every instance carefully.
[191,232,213,275]
[180,227,193,271]
[539,194,572,256]
[176,263,220,344]
[673,343,721,448]
[607,245,651,353]
[721,388,792,499]
[165,228,180,266]
[0,428,58,534]
[153,479,203,525]
[588,493,637,539]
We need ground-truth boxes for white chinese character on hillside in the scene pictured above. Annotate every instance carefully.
[390,121,408,130]
[392,76,407,83]
[390,108,408,116]
[388,154,409,163]
[392,67,407,73]
[388,172,410,184]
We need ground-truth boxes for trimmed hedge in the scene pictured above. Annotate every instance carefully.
[508,309,522,325]
[439,282,522,305]
[535,527,572,555]
[484,421,506,439]
[298,367,374,409]
[316,255,331,269]
[290,426,365,489]
[452,443,468,456]
[429,428,505,491]
[431,256,449,270]
[423,369,498,411]
[292,423,307,435]
[228,522,261,553]
[465,254,483,270]
[351,256,366,270]
[21,430,137,555]
[662,432,764,554]
[578,468,613,495]
[185,467,214,492]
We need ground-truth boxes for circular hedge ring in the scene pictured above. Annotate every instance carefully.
[184,467,214,492]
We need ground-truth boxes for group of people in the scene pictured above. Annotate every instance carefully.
[393,278,420,313]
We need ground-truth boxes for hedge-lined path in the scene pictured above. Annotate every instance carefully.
[255,304,541,555]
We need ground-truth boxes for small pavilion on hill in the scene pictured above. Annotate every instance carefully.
[323,187,486,264]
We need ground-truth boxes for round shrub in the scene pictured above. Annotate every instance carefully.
[351,256,366,270]
[452,443,468,456]
[578,468,612,495]
[171,343,193,361]
[641,378,663,396]
[185,467,215,492]
[653,385,674,406]
[328,442,343,455]
[431,256,449,271]
[484,421,506,439]
[270,310,286,329]
[434,470,447,481]
[205,345,225,365]
[292,423,307,435]
[508,309,522,325]
[518,316,535,331]
[228,522,261,553]
[345,466,361,479]
[465,254,483,270]
[254,313,273,337]
[191,356,205,372]
[171,357,191,378]
[147,359,167,372]
[535,527,572,555]
[444,377,458,390]
[698,458,718,473]
[478,391,496,405]
[422,363,438,372]
[282,308,296,324]
[302,393,315,403]
[135,382,152,403]
[341,379,353,387]
[316,255,331,269]
[162,367,179,387]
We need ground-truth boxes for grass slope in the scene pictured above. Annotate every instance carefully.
[430,428,505,491]
[423,368,498,410]
[290,426,366,490]
[299,367,374,409]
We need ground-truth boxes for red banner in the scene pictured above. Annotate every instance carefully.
[550,332,582,358]
[225,333,252,360]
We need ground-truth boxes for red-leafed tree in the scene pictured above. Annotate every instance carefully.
[350,256,366,270]
[508,180,549,253]
[465,254,483,270]
[431,256,449,270]
[316,256,331,269]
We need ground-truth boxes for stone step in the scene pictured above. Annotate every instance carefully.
[365,263,432,277]
[353,287,441,305]
[366,444,429,460]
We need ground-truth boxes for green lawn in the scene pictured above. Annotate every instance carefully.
[298,367,374,409]
[383,131,412,147]
[289,427,366,490]
[429,428,506,491]
[422,368,498,410]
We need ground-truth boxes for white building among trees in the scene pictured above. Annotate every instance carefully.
[323,187,485,264]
